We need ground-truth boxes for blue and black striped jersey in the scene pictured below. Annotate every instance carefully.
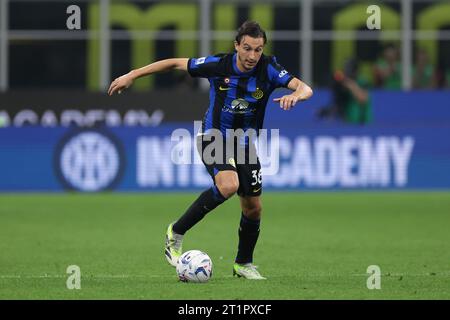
[187,53,295,136]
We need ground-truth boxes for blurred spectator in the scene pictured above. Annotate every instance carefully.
[374,43,402,89]
[435,57,450,89]
[412,48,435,89]
[317,58,372,125]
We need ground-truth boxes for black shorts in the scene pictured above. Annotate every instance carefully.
[197,135,262,197]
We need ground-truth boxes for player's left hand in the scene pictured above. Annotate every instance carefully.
[273,94,299,110]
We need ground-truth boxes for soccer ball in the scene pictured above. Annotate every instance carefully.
[176,250,213,283]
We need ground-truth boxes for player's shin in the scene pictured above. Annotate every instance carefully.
[172,185,227,235]
[235,212,261,264]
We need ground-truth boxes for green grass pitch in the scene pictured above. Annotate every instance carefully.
[1,192,449,299]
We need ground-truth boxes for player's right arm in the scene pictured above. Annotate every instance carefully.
[108,58,188,96]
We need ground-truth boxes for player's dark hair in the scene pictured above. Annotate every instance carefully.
[235,21,267,45]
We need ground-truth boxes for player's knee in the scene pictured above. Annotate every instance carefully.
[243,205,262,220]
[216,181,239,199]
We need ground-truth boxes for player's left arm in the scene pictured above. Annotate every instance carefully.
[273,77,313,110]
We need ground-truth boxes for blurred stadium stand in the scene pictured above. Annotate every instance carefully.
[1,0,450,90]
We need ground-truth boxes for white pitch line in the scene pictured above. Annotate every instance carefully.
[1,273,448,280]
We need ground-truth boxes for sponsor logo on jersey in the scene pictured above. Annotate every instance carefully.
[231,98,249,111]
[222,99,256,114]
[219,86,231,91]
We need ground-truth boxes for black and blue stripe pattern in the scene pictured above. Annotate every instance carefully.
[188,53,295,142]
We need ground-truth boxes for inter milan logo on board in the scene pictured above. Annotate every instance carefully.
[55,129,125,192]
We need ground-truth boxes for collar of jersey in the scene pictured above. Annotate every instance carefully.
[232,53,256,75]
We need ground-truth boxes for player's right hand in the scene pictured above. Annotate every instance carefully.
[108,73,134,96]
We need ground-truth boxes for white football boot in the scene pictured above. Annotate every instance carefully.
[233,263,266,280]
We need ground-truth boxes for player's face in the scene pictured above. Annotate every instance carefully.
[234,36,265,71]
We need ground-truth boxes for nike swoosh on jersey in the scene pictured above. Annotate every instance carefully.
[253,187,261,193]
[219,86,232,91]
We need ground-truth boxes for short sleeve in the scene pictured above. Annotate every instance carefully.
[267,56,294,88]
[187,55,222,78]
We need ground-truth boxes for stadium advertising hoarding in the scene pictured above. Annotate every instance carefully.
[1,125,449,191]
[1,90,449,191]
[0,91,207,127]
[2,90,449,127]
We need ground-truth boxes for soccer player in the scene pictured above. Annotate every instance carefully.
[108,21,313,280]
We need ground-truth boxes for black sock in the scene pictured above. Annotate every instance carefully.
[172,185,227,235]
[235,213,260,264]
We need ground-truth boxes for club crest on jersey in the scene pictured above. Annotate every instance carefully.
[224,77,230,84]
[252,88,264,100]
